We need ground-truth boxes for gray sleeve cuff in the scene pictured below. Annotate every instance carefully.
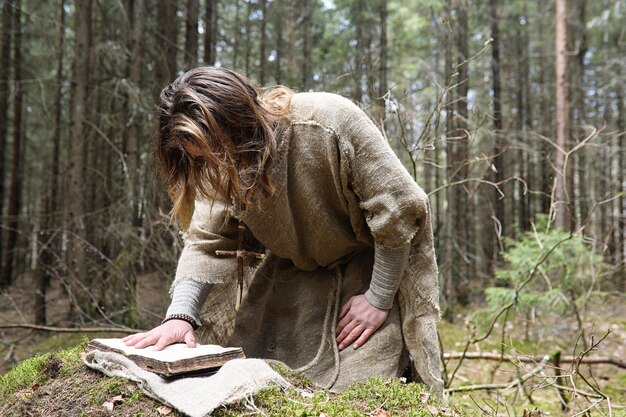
[364,242,411,310]
[166,280,212,327]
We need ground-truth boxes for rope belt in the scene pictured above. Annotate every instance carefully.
[294,265,343,389]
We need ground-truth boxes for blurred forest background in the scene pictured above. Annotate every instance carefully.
[0,0,625,414]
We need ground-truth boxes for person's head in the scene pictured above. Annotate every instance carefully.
[156,66,292,230]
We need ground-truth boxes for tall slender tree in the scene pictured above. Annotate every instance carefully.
[126,0,145,228]
[66,0,92,318]
[378,0,388,124]
[2,0,23,285]
[554,0,573,230]
[203,0,217,65]
[259,0,268,84]
[36,0,66,324]
[0,1,13,287]
[489,0,503,265]
[185,0,199,68]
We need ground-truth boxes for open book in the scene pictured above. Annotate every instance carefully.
[86,338,245,377]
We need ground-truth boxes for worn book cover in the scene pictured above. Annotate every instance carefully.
[85,338,245,377]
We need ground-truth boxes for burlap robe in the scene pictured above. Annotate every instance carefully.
[172,93,443,395]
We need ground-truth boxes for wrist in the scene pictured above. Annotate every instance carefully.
[364,289,392,310]
[162,313,199,330]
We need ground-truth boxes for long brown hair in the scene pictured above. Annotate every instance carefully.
[156,66,293,230]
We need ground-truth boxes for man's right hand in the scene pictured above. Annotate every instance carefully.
[122,319,197,351]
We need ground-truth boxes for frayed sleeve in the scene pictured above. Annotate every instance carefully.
[171,198,239,293]
[334,96,430,249]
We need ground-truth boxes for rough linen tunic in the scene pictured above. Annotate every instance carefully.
[171,92,443,394]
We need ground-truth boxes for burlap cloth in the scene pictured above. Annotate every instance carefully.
[83,351,289,417]
[173,92,444,395]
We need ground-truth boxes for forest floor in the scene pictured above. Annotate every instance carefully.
[0,271,625,416]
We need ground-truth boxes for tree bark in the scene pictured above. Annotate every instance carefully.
[574,0,588,231]
[301,0,312,90]
[126,0,145,228]
[203,0,217,65]
[378,0,387,124]
[155,0,178,93]
[66,0,91,319]
[244,0,252,76]
[185,0,199,68]
[453,0,469,304]
[273,0,283,84]
[232,1,241,69]
[259,0,267,84]
[490,0,503,264]
[36,0,66,324]
[0,0,13,287]
[2,0,23,286]
[616,69,625,290]
[285,0,295,86]
[554,0,573,231]
[443,0,456,320]
[352,2,364,103]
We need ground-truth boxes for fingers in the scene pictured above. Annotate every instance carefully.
[134,333,160,349]
[123,333,148,347]
[339,297,353,320]
[184,330,197,348]
[153,335,173,351]
[338,324,365,351]
[352,328,374,350]
[336,318,359,345]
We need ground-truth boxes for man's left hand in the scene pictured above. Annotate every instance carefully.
[336,294,388,351]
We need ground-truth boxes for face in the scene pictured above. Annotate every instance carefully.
[182,141,204,158]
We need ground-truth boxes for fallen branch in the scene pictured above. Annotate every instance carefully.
[445,360,547,394]
[0,324,142,334]
[444,352,626,369]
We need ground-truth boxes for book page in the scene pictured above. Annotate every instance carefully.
[92,338,241,362]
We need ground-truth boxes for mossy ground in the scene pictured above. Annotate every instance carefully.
[1,335,624,416]
[0,341,469,417]
[0,338,182,417]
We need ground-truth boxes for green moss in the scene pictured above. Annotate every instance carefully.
[0,338,89,403]
[0,353,52,401]
[216,378,475,417]
[55,337,88,377]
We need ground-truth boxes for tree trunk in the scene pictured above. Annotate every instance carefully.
[126,0,145,228]
[2,0,23,286]
[259,0,267,84]
[616,70,625,290]
[453,0,469,304]
[537,0,552,215]
[443,0,456,320]
[244,0,252,76]
[352,3,364,103]
[490,0,503,263]
[0,1,12,287]
[66,0,91,319]
[232,1,241,69]
[203,0,217,65]
[155,0,178,93]
[574,0,588,231]
[273,0,282,84]
[378,0,387,124]
[285,0,295,86]
[36,0,66,324]
[120,0,146,326]
[301,0,312,90]
[554,0,573,231]
[185,0,199,68]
